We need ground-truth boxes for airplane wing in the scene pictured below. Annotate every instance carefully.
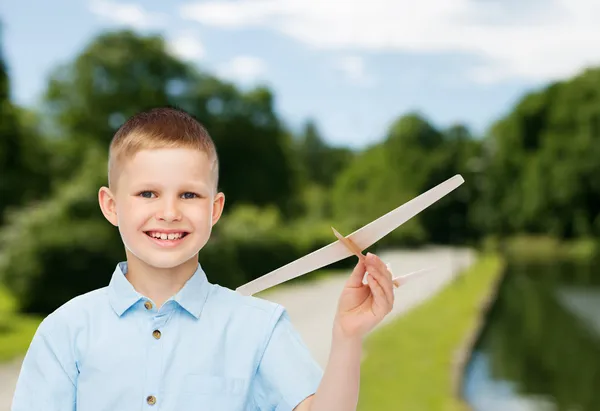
[235,174,465,296]
[235,240,353,296]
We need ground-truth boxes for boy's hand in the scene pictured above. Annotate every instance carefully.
[333,252,395,340]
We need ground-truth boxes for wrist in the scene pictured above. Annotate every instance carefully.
[332,319,364,351]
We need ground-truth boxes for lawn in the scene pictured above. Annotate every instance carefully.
[0,285,42,363]
[357,253,503,411]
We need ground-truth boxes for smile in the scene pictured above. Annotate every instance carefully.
[144,231,189,247]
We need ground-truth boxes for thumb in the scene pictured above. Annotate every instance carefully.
[345,259,367,288]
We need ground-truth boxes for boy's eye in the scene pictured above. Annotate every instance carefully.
[137,191,200,199]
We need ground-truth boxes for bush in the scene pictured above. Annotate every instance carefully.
[502,234,600,263]
[201,204,358,290]
[0,148,125,314]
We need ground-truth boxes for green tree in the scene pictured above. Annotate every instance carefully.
[296,120,354,188]
[0,23,52,225]
[43,29,301,215]
[331,113,441,245]
[331,113,478,246]
[421,123,485,244]
[476,67,600,239]
[189,83,302,215]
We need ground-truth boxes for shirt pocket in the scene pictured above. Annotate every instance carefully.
[178,374,251,411]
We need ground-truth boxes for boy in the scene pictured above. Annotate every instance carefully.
[11,107,396,411]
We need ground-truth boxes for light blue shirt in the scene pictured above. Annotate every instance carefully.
[11,261,323,410]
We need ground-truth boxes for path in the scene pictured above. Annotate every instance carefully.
[260,246,475,367]
[0,246,475,410]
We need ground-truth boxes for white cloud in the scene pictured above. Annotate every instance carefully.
[179,0,600,84]
[89,0,166,29]
[333,55,375,87]
[217,56,268,84]
[168,33,205,61]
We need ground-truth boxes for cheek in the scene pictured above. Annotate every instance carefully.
[188,203,213,228]
[116,200,150,230]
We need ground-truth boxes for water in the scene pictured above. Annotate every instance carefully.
[462,256,600,411]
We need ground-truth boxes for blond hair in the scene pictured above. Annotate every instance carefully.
[108,106,219,191]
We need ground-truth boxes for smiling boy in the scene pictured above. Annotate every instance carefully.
[11,107,396,411]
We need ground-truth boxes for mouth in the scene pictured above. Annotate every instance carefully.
[144,230,190,247]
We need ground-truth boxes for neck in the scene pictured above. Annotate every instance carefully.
[124,254,199,309]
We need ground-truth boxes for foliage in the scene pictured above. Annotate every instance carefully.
[475,68,600,238]
[295,120,355,189]
[0,148,124,314]
[42,29,301,215]
[331,113,480,246]
[199,204,356,290]
[502,234,600,263]
[0,37,53,225]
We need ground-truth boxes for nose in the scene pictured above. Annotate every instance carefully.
[156,198,182,222]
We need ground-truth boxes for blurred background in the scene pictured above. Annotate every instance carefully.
[1,1,599,410]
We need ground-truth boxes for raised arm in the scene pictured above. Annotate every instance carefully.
[298,253,395,411]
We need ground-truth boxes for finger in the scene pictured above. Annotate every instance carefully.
[367,253,396,297]
[367,253,391,279]
[387,264,402,289]
[345,260,367,288]
[366,274,391,317]
[366,262,394,308]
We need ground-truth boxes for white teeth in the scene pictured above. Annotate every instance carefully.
[148,232,184,240]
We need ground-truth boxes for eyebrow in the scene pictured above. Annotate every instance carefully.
[131,182,210,191]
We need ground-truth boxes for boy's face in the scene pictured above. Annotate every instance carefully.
[99,148,225,270]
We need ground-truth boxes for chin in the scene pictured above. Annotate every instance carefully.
[132,252,199,270]
[122,237,202,270]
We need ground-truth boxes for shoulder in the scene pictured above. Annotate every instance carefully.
[203,284,289,347]
[36,287,109,337]
[206,284,285,325]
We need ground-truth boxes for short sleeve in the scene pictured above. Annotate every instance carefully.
[11,317,77,411]
[252,308,323,410]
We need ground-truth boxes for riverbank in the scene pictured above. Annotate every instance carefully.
[356,252,503,411]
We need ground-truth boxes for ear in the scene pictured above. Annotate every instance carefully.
[98,186,119,227]
[211,191,226,226]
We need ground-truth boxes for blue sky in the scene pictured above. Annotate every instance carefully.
[2,0,599,149]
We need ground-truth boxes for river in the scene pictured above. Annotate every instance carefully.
[462,253,600,411]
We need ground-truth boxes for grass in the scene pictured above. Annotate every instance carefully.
[0,284,42,363]
[357,253,504,411]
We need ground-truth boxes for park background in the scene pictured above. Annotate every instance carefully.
[1,1,600,410]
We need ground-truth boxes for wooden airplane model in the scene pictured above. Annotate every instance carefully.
[235,174,465,296]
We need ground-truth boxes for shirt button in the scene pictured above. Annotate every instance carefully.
[146,395,156,405]
[152,329,161,339]
[144,301,153,310]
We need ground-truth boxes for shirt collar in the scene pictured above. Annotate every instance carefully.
[107,261,211,319]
